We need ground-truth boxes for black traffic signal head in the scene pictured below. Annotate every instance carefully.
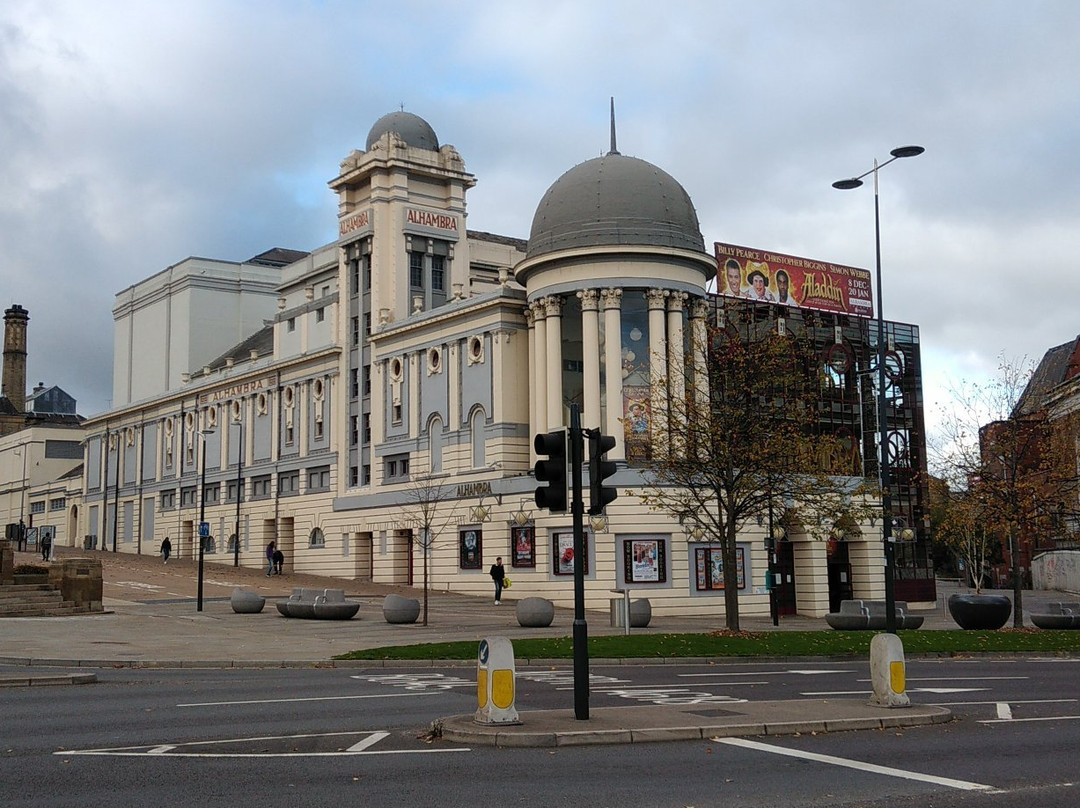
[534,430,568,512]
[588,432,618,515]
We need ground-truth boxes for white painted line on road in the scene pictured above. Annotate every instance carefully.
[996,702,1013,720]
[681,669,852,677]
[856,677,1026,683]
[567,682,768,690]
[801,687,988,696]
[927,699,1077,707]
[346,731,389,752]
[716,737,998,793]
[177,692,440,708]
[147,745,175,755]
[979,715,1080,725]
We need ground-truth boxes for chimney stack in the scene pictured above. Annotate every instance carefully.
[3,305,29,413]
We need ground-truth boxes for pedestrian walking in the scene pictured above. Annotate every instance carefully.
[489,556,505,604]
[40,530,52,562]
[160,536,171,564]
[273,548,284,575]
[266,540,276,576]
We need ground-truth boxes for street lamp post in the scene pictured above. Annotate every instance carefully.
[833,145,924,635]
[233,411,243,568]
[197,426,215,611]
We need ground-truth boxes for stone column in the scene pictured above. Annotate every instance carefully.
[666,292,687,421]
[647,289,669,449]
[525,307,536,454]
[543,295,564,429]
[531,302,548,439]
[578,289,602,431]
[690,298,710,420]
[601,289,624,460]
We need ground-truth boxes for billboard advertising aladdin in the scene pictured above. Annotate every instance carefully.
[715,242,874,317]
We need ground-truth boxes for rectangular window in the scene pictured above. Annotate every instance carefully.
[431,254,445,292]
[409,251,424,289]
[363,364,371,396]
[315,307,325,323]
[694,546,746,591]
[251,475,272,500]
[384,454,410,481]
[181,487,197,507]
[284,424,294,446]
[278,471,300,497]
[459,528,482,569]
[350,368,359,398]
[363,413,371,443]
[314,418,324,440]
[392,403,402,424]
[623,539,667,584]
[363,312,371,335]
[362,464,370,485]
[351,316,359,346]
[30,501,45,515]
[49,498,66,511]
[203,483,220,506]
[307,466,331,491]
[287,317,296,332]
[161,490,176,510]
[349,466,359,487]
[363,255,371,291]
[350,415,358,447]
[226,479,244,503]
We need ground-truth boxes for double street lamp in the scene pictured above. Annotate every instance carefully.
[833,145,924,635]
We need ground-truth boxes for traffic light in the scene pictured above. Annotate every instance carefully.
[588,432,618,515]
[534,430,568,512]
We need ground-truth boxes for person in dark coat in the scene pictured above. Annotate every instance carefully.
[160,536,172,564]
[273,548,284,575]
[489,557,505,605]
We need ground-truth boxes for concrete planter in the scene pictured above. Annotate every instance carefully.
[230,588,266,614]
[948,593,1012,630]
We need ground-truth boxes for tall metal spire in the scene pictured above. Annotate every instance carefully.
[608,97,619,155]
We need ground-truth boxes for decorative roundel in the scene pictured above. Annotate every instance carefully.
[469,336,483,360]
[283,386,295,407]
[390,357,403,381]
[257,392,269,414]
[312,378,325,400]
[428,347,441,371]
[207,406,218,427]
[230,399,242,420]
[184,411,195,431]
[164,418,174,437]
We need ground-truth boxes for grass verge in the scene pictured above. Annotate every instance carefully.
[334,629,1080,661]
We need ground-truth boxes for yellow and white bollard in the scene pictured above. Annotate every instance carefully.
[869,633,910,708]
[474,636,520,725]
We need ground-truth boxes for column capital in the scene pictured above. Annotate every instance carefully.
[577,289,601,311]
[689,297,710,320]
[528,300,547,321]
[601,288,623,310]
[666,291,688,313]
[542,295,563,318]
[646,288,669,309]
[524,306,535,327]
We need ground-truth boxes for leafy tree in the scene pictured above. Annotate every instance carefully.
[640,306,877,631]
[931,477,998,592]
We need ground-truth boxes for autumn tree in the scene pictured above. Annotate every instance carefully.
[931,355,1080,626]
[641,305,877,631]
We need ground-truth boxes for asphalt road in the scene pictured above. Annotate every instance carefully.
[3,657,1079,807]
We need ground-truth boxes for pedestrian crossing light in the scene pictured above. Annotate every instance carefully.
[534,430,568,513]
[588,432,618,515]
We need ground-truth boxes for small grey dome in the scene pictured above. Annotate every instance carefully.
[527,153,704,259]
[365,111,439,151]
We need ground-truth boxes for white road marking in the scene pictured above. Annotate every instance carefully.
[928,699,1077,707]
[681,669,852,677]
[177,692,440,707]
[801,688,987,696]
[716,737,998,792]
[572,682,768,690]
[980,715,1080,725]
[856,677,1026,683]
[996,702,1013,720]
[55,730,469,759]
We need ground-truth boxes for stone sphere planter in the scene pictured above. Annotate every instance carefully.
[230,588,266,614]
[629,598,652,628]
[948,593,1012,630]
[382,594,421,624]
[516,597,555,628]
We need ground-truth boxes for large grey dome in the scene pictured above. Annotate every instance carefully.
[527,153,704,259]
[365,111,439,151]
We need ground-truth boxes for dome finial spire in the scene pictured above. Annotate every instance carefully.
[608,97,619,155]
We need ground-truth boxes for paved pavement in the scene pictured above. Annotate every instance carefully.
[2,546,1061,746]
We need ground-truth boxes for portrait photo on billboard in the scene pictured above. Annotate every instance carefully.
[714,243,873,316]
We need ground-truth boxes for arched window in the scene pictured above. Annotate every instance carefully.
[471,409,486,468]
[309,527,325,548]
[428,416,443,473]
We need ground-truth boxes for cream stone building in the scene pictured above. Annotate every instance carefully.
[74,110,935,618]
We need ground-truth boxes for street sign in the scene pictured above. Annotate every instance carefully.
[199,522,210,538]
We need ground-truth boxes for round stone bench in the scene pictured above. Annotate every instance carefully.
[516,597,555,628]
[382,594,421,624]
[230,588,266,614]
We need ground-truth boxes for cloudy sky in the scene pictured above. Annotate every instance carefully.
[2,0,1078,436]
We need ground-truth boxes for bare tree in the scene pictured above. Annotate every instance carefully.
[641,310,877,631]
[403,473,460,626]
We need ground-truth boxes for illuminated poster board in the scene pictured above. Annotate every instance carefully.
[715,242,873,317]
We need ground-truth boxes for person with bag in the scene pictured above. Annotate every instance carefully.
[489,556,506,605]
[265,540,276,577]
[160,536,171,564]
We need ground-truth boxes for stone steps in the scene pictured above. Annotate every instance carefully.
[0,584,90,617]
